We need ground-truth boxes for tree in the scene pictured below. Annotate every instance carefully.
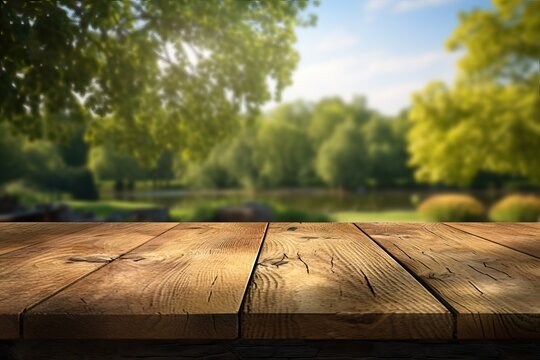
[315,120,368,190]
[409,81,540,185]
[0,123,25,186]
[446,0,539,83]
[0,1,316,164]
[88,144,146,187]
[308,97,351,145]
[408,0,540,185]
[362,113,412,187]
[255,119,315,187]
[20,139,70,193]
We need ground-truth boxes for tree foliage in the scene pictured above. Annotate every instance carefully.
[1,0,315,163]
[315,120,368,190]
[184,98,412,190]
[408,0,540,186]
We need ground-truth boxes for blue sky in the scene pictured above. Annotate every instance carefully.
[270,0,492,115]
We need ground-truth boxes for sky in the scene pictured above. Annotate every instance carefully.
[268,0,492,115]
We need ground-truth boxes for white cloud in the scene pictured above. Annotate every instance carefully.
[363,0,458,14]
[317,28,359,53]
[270,48,459,115]
[363,0,392,13]
[395,0,457,12]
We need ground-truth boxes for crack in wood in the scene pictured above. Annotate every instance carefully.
[208,276,218,302]
[68,255,114,263]
[468,280,484,295]
[393,243,413,260]
[483,262,512,278]
[296,252,310,274]
[359,269,376,297]
[468,265,498,281]
[183,308,190,332]
[271,253,289,268]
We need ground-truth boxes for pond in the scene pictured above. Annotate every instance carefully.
[106,188,507,213]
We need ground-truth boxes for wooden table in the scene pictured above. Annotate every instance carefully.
[0,222,538,341]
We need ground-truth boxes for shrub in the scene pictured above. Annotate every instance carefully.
[418,194,485,222]
[68,168,99,200]
[489,194,540,222]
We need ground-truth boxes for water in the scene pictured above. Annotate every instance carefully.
[105,188,508,213]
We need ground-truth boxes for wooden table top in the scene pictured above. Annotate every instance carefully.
[0,222,538,340]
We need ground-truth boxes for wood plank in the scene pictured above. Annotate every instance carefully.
[0,222,176,339]
[242,223,453,339]
[25,222,267,339]
[0,222,96,256]
[449,222,540,258]
[358,222,540,339]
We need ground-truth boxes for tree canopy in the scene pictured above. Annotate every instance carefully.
[408,0,540,186]
[1,0,315,164]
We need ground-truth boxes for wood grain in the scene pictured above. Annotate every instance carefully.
[242,223,453,339]
[358,222,540,339]
[449,222,540,258]
[0,222,96,256]
[25,222,267,339]
[0,222,176,339]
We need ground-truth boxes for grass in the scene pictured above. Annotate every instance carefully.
[66,200,423,222]
[330,210,423,222]
[66,200,156,218]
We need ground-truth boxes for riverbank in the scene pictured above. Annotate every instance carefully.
[67,200,421,222]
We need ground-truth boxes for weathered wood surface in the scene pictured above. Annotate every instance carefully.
[358,222,540,339]
[0,222,176,339]
[449,222,540,258]
[243,223,453,339]
[0,222,96,256]
[0,222,538,341]
[25,223,267,339]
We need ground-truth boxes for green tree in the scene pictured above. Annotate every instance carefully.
[409,81,540,185]
[447,0,539,83]
[0,123,25,186]
[1,1,315,164]
[308,97,351,144]
[183,140,239,189]
[408,0,540,185]
[315,120,368,190]
[20,140,70,193]
[362,113,412,187]
[255,119,315,187]
[88,144,146,187]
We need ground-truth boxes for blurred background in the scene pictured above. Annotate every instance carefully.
[1,0,539,223]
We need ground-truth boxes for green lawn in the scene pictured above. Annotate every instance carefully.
[66,200,156,218]
[330,210,423,222]
[66,200,422,222]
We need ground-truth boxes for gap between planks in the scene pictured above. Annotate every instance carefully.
[23,223,268,339]
[445,223,540,259]
[353,223,459,340]
[237,222,270,340]
[357,222,540,339]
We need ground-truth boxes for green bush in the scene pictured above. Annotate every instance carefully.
[68,168,99,200]
[2,181,51,207]
[418,194,485,222]
[489,194,540,222]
